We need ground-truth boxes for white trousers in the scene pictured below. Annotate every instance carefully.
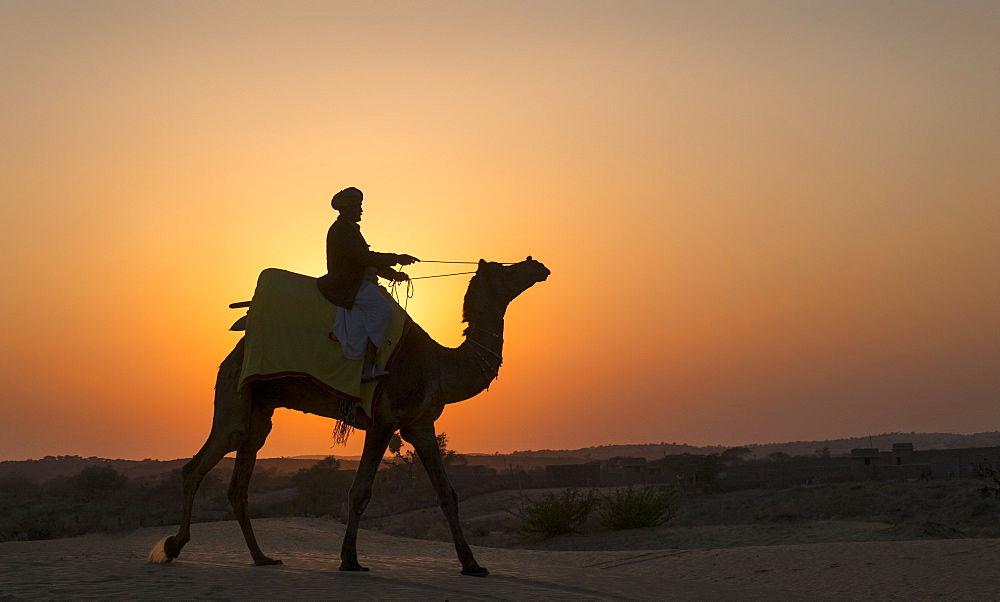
[333,281,392,360]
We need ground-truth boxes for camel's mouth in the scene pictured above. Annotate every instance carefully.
[527,261,550,283]
[499,257,550,287]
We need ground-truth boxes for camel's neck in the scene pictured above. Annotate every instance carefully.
[439,313,506,405]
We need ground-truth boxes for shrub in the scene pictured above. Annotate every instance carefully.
[649,453,725,484]
[600,485,677,530]
[292,456,350,515]
[71,466,128,501]
[512,488,598,538]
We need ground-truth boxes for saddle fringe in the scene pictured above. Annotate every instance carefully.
[332,398,355,445]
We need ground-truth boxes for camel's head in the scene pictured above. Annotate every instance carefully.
[480,256,550,300]
[463,257,550,323]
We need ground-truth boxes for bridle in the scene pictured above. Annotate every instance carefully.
[392,260,514,385]
[466,325,503,386]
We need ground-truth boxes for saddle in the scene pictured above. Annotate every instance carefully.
[233,268,408,420]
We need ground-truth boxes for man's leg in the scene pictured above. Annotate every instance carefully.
[356,283,393,382]
[361,339,388,382]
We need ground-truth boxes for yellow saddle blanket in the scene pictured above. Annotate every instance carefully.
[239,268,408,419]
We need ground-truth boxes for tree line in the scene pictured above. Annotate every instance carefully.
[0,433,468,542]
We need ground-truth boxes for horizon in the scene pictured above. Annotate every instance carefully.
[5,428,999,463]
[2,1,998,461]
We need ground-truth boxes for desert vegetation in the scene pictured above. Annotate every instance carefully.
[8,433,1000,548]
[600,485,678,531]
[0,433,490,543]
[0,463,277,542]
[510,485,679,538]
[512,488,600,537]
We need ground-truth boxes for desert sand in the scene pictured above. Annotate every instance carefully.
[2,515,999,599]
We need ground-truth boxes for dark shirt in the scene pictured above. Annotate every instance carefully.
[316,217,401,308]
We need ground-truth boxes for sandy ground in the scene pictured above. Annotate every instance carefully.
[2,517,1000,599]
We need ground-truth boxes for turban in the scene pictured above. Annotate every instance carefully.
[331,187,363,210]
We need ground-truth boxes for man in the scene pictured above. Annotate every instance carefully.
[316,187,419,382]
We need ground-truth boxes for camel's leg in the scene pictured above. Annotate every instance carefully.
[403,422,488,577]
[148,340,250,564]
[148,427,238,562]
[228,405,281,566]
[339,424,395,572]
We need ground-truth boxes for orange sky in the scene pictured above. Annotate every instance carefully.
[1,1,998,461]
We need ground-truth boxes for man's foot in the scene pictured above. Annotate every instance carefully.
[361,369,390,383]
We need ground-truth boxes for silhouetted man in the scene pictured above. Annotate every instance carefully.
[317,187,418,381]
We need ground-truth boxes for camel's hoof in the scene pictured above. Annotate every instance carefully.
[461,565,489,577]
[339,561,370,572]
[254,557,283,566]
[147,536,177,564]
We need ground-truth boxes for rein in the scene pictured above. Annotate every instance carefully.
[386,259,513,306]
[386,266,475,309]
[419,260,514,265]
[410,271,477,279]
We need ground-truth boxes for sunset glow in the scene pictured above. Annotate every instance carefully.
[1,1,997,460]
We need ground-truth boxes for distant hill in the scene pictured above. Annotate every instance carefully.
[739,432,1000,460]
[506,432,1000,461]
[0,455,347,485]
[6,432,1000,483]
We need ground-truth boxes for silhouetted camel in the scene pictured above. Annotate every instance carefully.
[149,258,550,576]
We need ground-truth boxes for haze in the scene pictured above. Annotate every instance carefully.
[1,1,997,460]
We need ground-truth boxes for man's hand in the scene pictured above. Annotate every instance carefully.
[396,254,420,266]
[391,272,410,282]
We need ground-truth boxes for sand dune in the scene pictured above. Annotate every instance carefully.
[2,517,999,598]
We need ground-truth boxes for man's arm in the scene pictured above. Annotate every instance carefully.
[376,266,409,281]
[329,221,399,269]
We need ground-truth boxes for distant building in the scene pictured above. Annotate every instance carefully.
[846,443,987,481]
[445,464,497,476]
[598,457,657,486]
[531,443,1000,490]
[545,463,601,487]
[892,443,914,465]
[915,446,1000,479]
[849,448,884,480]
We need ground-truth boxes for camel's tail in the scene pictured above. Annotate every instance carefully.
[147,536,174,563]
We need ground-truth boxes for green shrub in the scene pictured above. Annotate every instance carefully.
[512,488,598,538]
[600,485,677,530]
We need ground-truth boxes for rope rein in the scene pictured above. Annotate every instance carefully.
[386,259,512,304]
[409,270,477,279]
[417,260,480,264]
[386,277,414,310]
[418,260,515,265]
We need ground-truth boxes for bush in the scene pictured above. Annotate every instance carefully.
[512,488,598,538]
[292,456,351,515]
[649,453,725,484]
[71,466,128,501]
[600,485,677,530]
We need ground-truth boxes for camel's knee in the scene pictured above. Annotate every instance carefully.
[227,483,246,506]
[437,486,459,509]
[348,488,372,516]
[227,468,253,504]
[180,461,206,495]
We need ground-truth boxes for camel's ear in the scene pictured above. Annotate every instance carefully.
[527,256,532,261]
[478,259,487,269]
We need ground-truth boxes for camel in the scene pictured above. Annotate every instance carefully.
[148,257,550,576]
